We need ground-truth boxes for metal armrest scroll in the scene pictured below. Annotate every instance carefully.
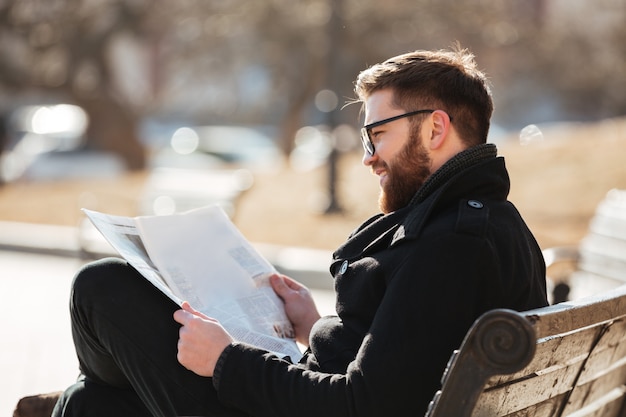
[425,309,536,417]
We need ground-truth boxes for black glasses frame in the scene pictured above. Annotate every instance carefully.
[360,109,435,155]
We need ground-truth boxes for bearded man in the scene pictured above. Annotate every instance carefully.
[52,46,548,417]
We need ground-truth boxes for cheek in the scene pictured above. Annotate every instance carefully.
[377,136,406,162]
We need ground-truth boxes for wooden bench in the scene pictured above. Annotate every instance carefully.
[15,189,626,416]
[426,283,626,417]
[543,188,626,302]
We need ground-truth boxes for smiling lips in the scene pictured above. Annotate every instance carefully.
[374,168,387,187]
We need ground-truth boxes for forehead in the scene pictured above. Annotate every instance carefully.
[364,89,398,124]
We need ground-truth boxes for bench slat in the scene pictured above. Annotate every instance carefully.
[589,211,626,241]
[564,366,626,414]
[544,189,626,302]
[475,325,610,414]
[574,320,626,387]
[475,368,574,414]
[563,385,626,417]
[525,288,626,338]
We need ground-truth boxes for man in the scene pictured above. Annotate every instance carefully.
[52,46,548,417]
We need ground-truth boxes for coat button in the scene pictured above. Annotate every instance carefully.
[468,200,483,209]
[339,260,349,275]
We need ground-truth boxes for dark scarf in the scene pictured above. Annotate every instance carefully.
[409,143,497,206]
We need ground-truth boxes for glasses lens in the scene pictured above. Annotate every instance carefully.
[360,128,374,155]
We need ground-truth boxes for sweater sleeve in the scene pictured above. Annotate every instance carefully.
[214,342,352,417]
[212,233,501,417]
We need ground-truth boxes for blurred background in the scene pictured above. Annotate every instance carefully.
[0,0,625,251]
[1,1,626,414]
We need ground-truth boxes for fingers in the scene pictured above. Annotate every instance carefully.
[174,301,212,324]
[282,274,305,291]
[173,308,192,325]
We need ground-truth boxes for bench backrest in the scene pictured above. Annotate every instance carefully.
[426,284,626,417]
[570,188,626,298]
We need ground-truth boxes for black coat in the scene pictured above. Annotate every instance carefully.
[214,144,548,417]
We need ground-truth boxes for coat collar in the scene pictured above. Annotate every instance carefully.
[333,144,504,259]
[392,144,502,244]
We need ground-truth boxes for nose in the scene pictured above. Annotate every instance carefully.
[362,149,376,166]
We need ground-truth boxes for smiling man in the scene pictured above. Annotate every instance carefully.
[52,46,548,417]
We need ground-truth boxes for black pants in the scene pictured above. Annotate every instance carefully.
[52,257,246,417]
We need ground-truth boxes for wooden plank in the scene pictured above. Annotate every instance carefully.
[565,365,626,413]
[575,319,626,387]
[580,233,626,275]
[563,386,626,417]
[581,234,626,263]
[589,212,626,241]
[474,325,604,414]
[476,312,626,416]
[546,188,626,301]
[499,395,564,417]
[523,286,626,338]
[473,366,574,415]
[463,290,626,415]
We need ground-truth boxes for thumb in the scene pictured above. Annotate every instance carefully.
[270,274,291,298]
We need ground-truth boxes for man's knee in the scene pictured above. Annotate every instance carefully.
[71,257,135,302]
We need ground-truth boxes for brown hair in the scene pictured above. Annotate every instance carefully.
[354,45,493,146]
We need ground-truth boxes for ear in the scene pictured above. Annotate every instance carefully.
[427,110,452,150]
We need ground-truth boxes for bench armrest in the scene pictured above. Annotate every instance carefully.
[425,309,536,417]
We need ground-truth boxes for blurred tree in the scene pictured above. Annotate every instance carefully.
[0,0,156,169]
[530,1,626,121]
[0,0,624,175]
[0,112,6,186]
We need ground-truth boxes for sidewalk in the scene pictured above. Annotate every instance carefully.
[0,220,336,290]
[0,251,82,417]
[0,221,336,416]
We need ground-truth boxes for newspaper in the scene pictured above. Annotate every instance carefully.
[82,205,302,361]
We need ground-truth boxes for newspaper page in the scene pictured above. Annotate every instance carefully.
[82,206,302,361]
[82,209,181,304]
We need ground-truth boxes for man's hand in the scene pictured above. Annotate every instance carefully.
[173,301,233,377]
[270,274,321,347]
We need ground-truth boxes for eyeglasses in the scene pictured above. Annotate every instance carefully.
[360,109,435,155]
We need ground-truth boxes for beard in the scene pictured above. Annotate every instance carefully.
[378,133,432,214]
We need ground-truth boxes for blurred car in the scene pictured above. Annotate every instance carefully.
[192,125,283,173]
[14,148,125,181]
[147,125,283,173]
[140,125,281,217]
[8,103,87,151]
[1,103,125,182]
[138,167,254,217]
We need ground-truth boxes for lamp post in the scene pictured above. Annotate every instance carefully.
[322,0,344,214]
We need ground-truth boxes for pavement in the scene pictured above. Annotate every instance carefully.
[0,221,336,416]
